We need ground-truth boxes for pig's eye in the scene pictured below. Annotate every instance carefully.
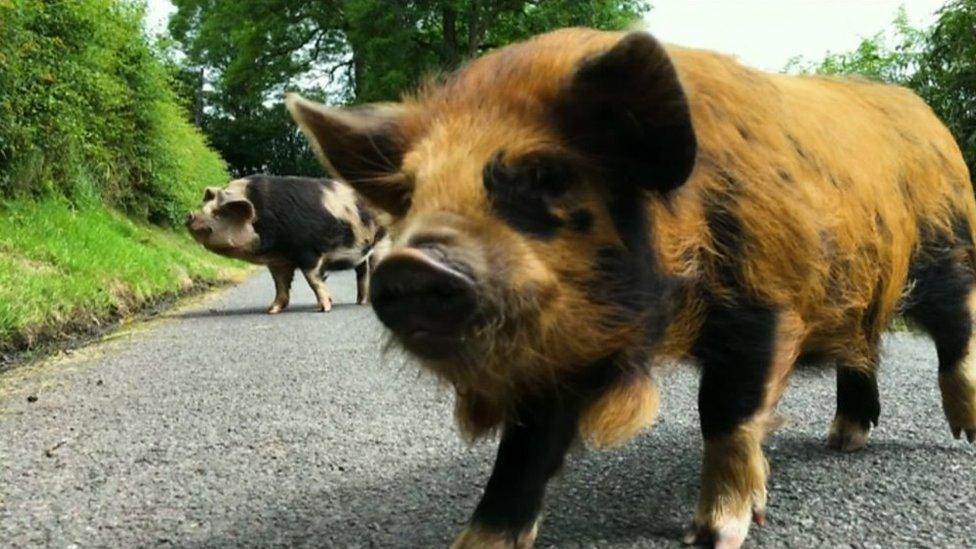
[483,152,579,239]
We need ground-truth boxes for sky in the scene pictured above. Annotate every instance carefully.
[643,0,945,71]
[145,0,947,72]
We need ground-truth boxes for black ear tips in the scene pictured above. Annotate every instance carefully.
[556,31,697,195]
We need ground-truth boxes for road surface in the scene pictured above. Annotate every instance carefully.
[1,271,974,547]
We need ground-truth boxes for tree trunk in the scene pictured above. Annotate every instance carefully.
[466,0,482,58]
[442,3,460,68]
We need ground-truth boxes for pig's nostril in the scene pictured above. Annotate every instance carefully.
[370,248,477,359]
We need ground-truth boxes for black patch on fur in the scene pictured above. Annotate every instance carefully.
[470,390,581,536]
[568,209,594,233]
[594,247,649,315]
[703,196,746,289]
[324,258,357,271]
[483,152,576,239]
[898,175,911,196]
[836,367,880,429]
[897,128,920,145]
[701,169,748,288]
[874,212,889,238]
[862,286,883,340]
[904,214,976,372]
[356,200,373,227]
[693,300,778,437]
[244,175,360,271]
[591,185,676,345]
[787,133,809,161]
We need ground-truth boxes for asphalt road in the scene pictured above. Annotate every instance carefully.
[2,270,974,548]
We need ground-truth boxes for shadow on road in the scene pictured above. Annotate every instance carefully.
[174,303,365,319]
[187,429,703,547]
[185,418,976,548]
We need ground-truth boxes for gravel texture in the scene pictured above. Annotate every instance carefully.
[1,271,974,548]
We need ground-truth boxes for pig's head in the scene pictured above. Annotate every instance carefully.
[287,30,696,405]
[185,179,260,258]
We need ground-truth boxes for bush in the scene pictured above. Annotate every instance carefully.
[0,0,227,225]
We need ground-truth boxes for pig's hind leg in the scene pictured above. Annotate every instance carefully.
[827,354,880,452]
[267,263,295,314]
[903,225,976,443]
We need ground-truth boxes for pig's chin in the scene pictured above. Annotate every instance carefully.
[396,329,469,361]
[384,325,492,381]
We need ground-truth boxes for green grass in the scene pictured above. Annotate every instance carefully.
[0,198,248,352]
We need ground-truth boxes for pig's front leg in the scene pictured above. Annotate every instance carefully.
[452,394,580,549]
[267,263,294,314]
[685,305,803,548]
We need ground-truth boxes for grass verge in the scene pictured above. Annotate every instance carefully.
[0,198,248,359]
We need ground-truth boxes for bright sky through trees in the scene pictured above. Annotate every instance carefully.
[147,0,945,72]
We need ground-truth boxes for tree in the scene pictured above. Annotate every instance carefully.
[915,0,976,174]
[167,0,650,176]
[783,7,926,82]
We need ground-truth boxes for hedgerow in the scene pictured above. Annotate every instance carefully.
[0,0,227,225]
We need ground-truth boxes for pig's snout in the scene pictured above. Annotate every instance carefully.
[185,212,212,236]
[370,247,477,359]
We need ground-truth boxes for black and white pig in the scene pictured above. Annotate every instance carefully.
[186,175,387,313]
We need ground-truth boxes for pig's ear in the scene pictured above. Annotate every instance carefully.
[217,198,256,223]
[556,32,696,195]
[286,93,413,216]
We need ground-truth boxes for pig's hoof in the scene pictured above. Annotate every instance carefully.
[450,522,538,549]
[268,303,286,314]
[682,512,755,549]
[940,370,976,443]
[950,426,976,443]
[827,415,870,452]
[683,506,763,549]
[318,299,333,312]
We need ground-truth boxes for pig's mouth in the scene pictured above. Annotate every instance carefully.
[399,328,470,361]
[370,246,480,360]
[185,213,213,241]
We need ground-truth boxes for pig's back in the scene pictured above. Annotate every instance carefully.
[244,176,371,269]
[654,46,974,359]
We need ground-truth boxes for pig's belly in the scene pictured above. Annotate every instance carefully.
[319,246,369,272]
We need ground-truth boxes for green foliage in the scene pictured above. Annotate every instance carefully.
[786,2,976,180]
[0,0,228,225]
[167,0,650,177]
[0,198,246,352]
[784,8,926,81]
[916,0,976,174]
